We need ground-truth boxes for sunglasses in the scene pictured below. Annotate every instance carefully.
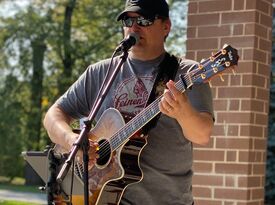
[122,16,160,27]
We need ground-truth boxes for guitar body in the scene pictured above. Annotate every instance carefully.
[55,108,147,205]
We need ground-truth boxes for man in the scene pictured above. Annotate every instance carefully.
[44,0,214,204]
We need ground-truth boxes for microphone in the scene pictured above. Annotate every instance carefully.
[115,33,140,52]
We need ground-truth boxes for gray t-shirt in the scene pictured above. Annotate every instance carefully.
[57,53,213,205]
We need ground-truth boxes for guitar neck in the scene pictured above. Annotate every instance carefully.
[109,72,193,151]
[108,44,239,151]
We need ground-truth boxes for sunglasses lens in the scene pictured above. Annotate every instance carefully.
[137,17,153,26]
[122,16,154,27]
[122,17,133,27]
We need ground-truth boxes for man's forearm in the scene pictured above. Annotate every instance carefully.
[43,103,77,151]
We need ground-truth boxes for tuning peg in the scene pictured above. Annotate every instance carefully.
[219,74,225,82]
[208,80,212,87]
[210,56,215,62]
[213,67,218,73]
[225,62,231,67]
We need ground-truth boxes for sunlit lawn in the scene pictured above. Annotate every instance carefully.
[0,177,44,205]
[0,177,41,193]
[0,200,39,205]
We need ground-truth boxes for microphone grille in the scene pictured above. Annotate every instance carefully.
[129,33,140,44]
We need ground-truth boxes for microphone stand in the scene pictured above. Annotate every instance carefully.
[56,49,129,205]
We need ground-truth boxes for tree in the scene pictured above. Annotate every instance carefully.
[0,0,187,181]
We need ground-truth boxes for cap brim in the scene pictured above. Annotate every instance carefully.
[116,6,151,21]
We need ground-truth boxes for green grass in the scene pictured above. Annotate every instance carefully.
[0,200,39,205]
[0,177,41,193]
[0,184,41,193]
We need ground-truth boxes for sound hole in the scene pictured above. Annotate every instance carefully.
[96,139,111,166]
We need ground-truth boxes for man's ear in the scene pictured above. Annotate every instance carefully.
[164,19,171,35]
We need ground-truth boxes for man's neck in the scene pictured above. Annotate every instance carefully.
[129,47,166,61]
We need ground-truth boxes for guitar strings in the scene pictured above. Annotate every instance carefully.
[93,50,226,161]
[96,52,225,161]
[95,51,225,160]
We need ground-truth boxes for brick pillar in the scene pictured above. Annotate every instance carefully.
[186,0,273,205]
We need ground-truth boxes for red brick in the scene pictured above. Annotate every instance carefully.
[188,2,198,14]
[245,23,268,38]
[251,188,265,199]
[213,99,228,111]
[233,24,244,35]
[242,74,267,87]
[259,38,272,52]
[186,38,218,50]
[214,188,250,200]
[212,125,226,136]
[198,25,231,38]
[216,112,254,124]
[185,51,195,60]
[241,100,265,112]
[227,125,239,136]
[198,0,232,12]
[240,125,264,137]
[221,36,257,48]
[226,151,237,162]
[237,201,262,205]
[254,138,267,150]
[243,48,267,63]
[253,164,266,175]
[194,199,222,205]
[259,13,273,27]
[216,137,252,149]
[239,151,262,162]
[217,87,256,99]
[193,175,223,186]
[188,13,220,26]
[194,150,225,161]
[225,176,236,187]
[256,87,269,100]
[187,27,197,38]
[222,11,259,24]
[237,62,257,74]
[246,0,270,14]
[193,186,212,198]
[257,63,271,76]
[230,74,241,86]
[234,0,245,10]
[193,162,213,173]
[238,176,261,187]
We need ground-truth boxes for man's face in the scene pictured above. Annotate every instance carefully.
[122,12,171,54]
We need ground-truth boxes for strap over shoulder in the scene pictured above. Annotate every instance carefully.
[142,52,179,134]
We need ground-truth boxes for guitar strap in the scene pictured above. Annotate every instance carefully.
[142,52,179,135]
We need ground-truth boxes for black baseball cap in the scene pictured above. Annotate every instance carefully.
[117,0,169,21]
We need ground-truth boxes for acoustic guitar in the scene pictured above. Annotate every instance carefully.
[55,44,239,205]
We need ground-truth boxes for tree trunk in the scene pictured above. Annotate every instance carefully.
[58,0,77,95]
[26,39,46,151]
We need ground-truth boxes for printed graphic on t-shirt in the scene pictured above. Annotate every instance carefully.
[113,75,154,116]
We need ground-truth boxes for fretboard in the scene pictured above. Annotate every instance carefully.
[109,73,193,151]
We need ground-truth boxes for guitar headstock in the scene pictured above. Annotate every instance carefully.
[189,44,239,85]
